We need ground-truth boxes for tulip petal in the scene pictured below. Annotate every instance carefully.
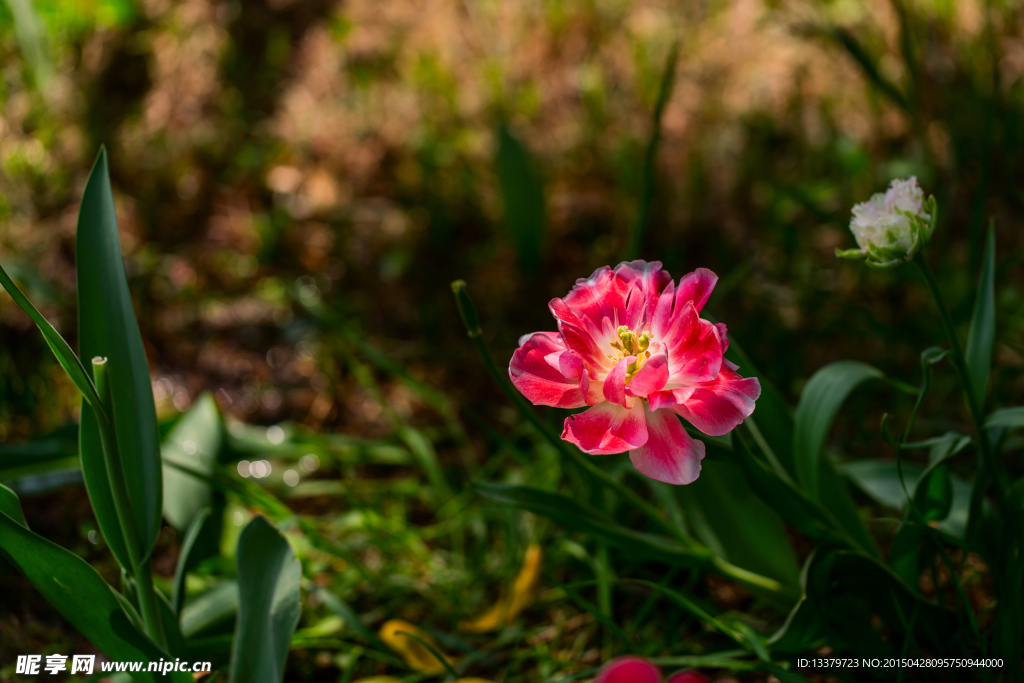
[594,656,663,683]
[614,260,673,320]
[510,332,586,408]
[658,302,722,384]
[603,356,634,408]
[562,401,647,455]
[668,366,761,436]
[627,349,669,397]
[676,267,718,312]
[629,404,704,484]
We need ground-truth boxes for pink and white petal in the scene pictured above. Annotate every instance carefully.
[660,303,723,384]
[594,656,663,683]
[626,349,669,397]
[675,268,718,312]
[651,280,677,337]
[629,405,705,485]
[579,369,605,406]
[562,401,648,455]
[714,322,729,354]
[647,386,696,412]
[555,266,631,327]
[615,260,673,321]
[602,356,635,408]
[509,332,586,408]
[670,366,761,436]
[558,321,613,376]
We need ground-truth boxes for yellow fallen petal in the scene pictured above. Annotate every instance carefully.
[378,619,458,674]
[460,543,543,633]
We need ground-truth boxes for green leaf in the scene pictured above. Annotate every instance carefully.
[0,483,28,528]
[728,433,837,544]
[171,507,219,616]
[985,407,1024,430]
[0,264,105,416]
[965,225,996,406]
[0,500,189,682]
[76,148,163,566]
[794,361,883,500]
[496,124,545,272]
[840,458,973,538]
[162,393,224,533]
[474,481,711,565]
[678,458,800,598]
[229,516,302,683]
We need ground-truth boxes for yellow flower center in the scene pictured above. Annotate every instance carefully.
[608,325,653,383]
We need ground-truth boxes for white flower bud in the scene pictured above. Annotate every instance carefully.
[838,177,937,267]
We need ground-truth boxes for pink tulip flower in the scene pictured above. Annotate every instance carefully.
[510,260,759,485]
[593,656,713,683]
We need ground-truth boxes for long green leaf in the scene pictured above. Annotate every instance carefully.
[0,264,105,417]
[964,225,996,406]
[475,481,711,565]
[984,407,1024,430]
[76,148,162,566]
[793,361,883,500]
[0,494,189,682]
[496,125,545,273]
[678,458,800,597]
[171,507,218,616]
[229,516,302,683]
[162,393,223,533]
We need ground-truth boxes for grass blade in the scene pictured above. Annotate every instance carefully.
[0,263,105,418]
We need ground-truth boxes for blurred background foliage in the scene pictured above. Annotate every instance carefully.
[1,0,1023,679]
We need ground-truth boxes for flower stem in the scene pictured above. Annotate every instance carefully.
[910,254,1006,510]
[92,358,166,648]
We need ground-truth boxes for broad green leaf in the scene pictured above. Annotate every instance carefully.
[171,507,219,616]
[0,501,189,682]
[0,264,104,414]
[965,225,996,407]
[77,148,163,568]
[229,516,302,683]
[496,124,545,272]
[728,433,837,544]
[841,459,972,538]
[794,361,883,500]
[474,481,711,565]
[162,393,224,532]
[985,407,1024,430]
[817,458,878,557]
[679,458,800,598]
